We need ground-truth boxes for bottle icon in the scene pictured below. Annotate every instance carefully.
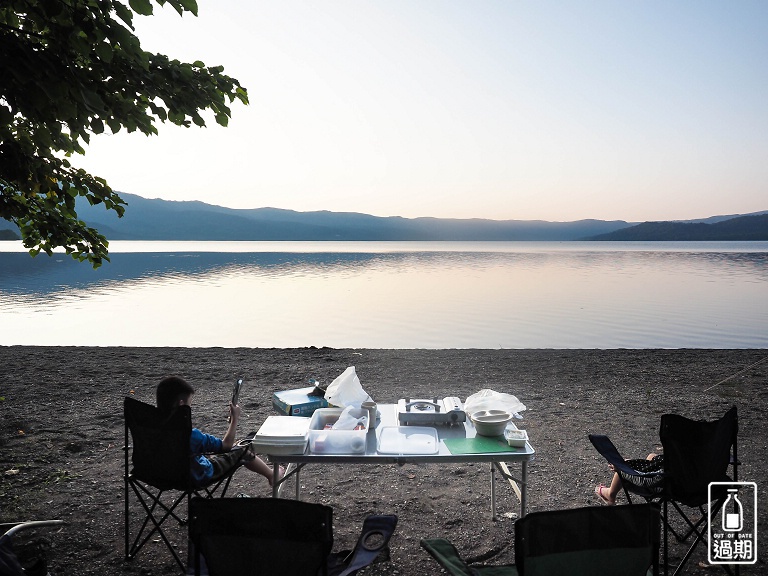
[722,488,743,532]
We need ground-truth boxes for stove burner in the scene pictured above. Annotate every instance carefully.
[397,397,466,426]
[403,398,440,413]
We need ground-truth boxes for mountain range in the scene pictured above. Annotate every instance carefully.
[1,192,766,241]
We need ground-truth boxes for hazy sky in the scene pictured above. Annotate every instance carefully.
[76,0,768,222]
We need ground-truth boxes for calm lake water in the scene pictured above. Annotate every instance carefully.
[1,241,766,348]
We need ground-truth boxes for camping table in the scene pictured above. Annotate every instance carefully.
[267,403,535,519]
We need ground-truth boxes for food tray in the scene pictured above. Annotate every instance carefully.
[504,424,528,448]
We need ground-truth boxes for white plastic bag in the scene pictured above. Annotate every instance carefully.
[464,389,526,418]
[324,366,371,408]
[331,406,367,430]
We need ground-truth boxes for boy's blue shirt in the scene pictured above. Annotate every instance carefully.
[190,428,223,485]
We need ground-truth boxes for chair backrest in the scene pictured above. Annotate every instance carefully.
[515,504,661,576]
[124,396,192,490]
[659,405,737,507]
[189,497,334,576]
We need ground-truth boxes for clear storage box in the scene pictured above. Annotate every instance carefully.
[308,408,368,454]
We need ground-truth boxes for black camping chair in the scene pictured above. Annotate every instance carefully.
[590,406,738,576]
[0,520,64,576]
[421,504,661,576]
[124,397,247,572]
[658,406,738,576]
[188,497,398,576]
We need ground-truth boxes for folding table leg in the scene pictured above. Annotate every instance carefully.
[490,462,497,520]
[272,462,303,499]
[521,461,527,517]
[493,461,527,519]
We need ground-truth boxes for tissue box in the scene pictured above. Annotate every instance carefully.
[308,408,368,454]
[272,386,329,417]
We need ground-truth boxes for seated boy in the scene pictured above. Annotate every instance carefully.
[156,376,282,488]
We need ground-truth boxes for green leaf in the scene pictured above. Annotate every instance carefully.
[179,0,199,16]
[114,2,135,27]
[107,118,122,133]
[129,0,153,16]
[95,41,113,63]
[167,109,185,124]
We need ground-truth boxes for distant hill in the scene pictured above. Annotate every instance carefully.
[0,229,19,240]
[584,213,768,241]
[59,193,637,241]
[1,193,766,241]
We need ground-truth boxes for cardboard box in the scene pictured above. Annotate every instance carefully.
[272,386,329,417]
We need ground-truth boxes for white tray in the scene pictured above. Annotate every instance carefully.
[377,426,439,455]
[251,415,310,455]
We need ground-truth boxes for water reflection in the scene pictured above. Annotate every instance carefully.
[1,243,766,348]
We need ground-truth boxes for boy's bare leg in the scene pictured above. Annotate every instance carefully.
[246,456,285,487]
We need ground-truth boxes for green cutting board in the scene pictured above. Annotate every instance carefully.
[444,435,519,455]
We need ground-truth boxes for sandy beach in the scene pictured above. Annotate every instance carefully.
[1,347,765,575]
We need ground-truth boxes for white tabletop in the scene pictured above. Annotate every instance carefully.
[268,403,535,464]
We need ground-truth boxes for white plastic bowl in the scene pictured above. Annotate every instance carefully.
[470,410,512,437]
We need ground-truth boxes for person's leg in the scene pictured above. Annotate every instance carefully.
[595,471,620,505]
[244,455,285,487]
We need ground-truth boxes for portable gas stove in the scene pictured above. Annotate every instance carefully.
[397,397,466,426]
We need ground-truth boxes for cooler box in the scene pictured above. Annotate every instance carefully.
[308,408,368,455]
[272,386,329,417]
[250,415,311,455]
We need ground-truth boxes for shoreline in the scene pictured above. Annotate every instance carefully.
[1,347,765,575]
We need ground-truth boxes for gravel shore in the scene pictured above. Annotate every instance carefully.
[1,347,765,575]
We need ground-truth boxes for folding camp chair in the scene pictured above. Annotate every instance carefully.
[0,520,63,576]
[421,504,661,576]
[188,496,398,576]
[590,406,738,576]
[658,406,738,576]
[124,397,246,572]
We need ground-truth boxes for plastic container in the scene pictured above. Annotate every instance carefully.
[377,426,439,455]
[250,415,311,455]
[504,426,528,448]
[308,408,368,454]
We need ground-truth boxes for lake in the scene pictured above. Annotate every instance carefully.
[1,241,766,348]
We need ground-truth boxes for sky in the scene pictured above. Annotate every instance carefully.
[75,0,768,222]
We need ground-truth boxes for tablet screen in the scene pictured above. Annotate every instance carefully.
[231,378,243,405]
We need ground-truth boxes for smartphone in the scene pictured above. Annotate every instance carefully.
[231,378,243,406]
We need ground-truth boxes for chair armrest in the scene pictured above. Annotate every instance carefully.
[2,520,64,540]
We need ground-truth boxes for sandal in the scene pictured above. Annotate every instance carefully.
[595,484,615,505]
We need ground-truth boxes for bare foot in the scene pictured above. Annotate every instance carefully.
[595,484,615,505]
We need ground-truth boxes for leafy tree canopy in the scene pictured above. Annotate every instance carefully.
[0,0,248,267]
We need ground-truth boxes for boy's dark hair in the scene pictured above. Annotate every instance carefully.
[156,376,195,414]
